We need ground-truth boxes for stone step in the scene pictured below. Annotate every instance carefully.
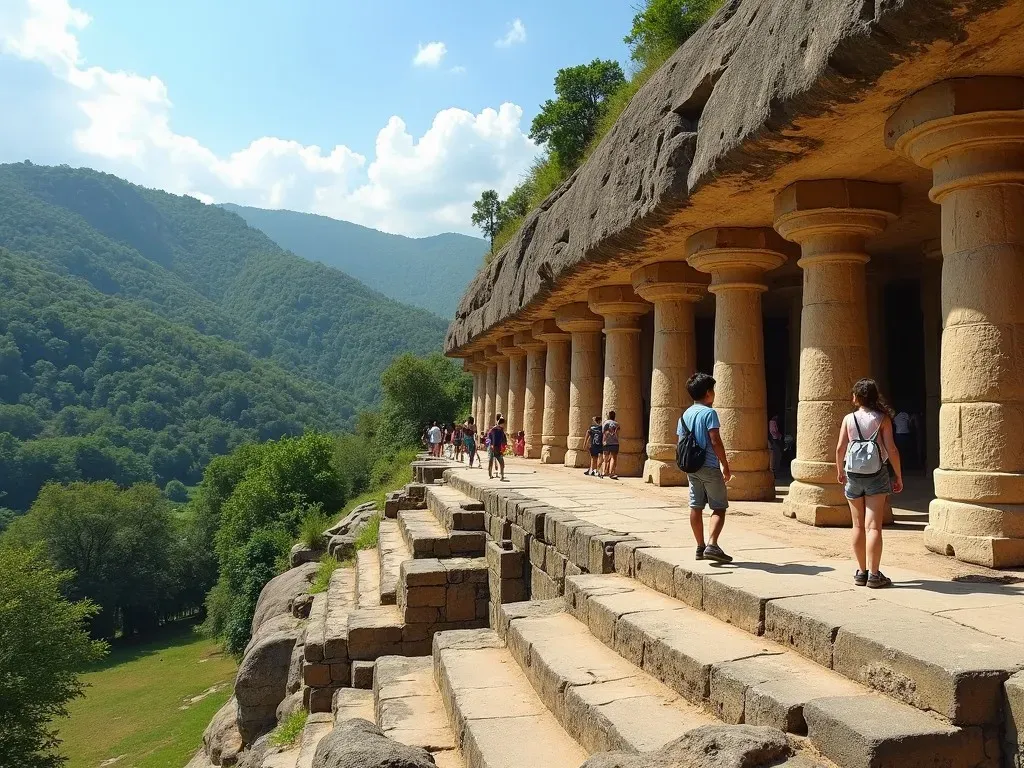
[398,557,490,638]
[347,604,405,661]
[500,601,719,754]
[563,573,988,768]
[333,687,375,723]
[425,484,485,532]
[398,510,486,559]
[378,518,412,605]
[375,655,464,767]
[303,567,357,711]
[622,546,1024,727]
[296,713,333,768]
[432,629,589,768]
[355,549,381,609]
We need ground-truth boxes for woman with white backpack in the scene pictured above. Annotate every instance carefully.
[835,378,903,589]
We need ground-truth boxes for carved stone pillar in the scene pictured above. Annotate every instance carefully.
[483,345,500,429]
[588,286,651,477]
[515,331,546,459]
[472,351,487,429]
[921,240,943,474]
[464,358,481,426]
[506,346,527,439]
[774,179,900,526]
[888,77,1024,567]
[687,229,792,500]
[631,262,709,486]
[555,303,605,468]
[494,336,512,425]
[533,319,571,465]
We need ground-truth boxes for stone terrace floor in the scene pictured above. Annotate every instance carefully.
[447,457,1024,645]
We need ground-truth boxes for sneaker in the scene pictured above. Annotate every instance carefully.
[867,571,892,589]
[854,570,868,587]
[703,544,733,564]
[695,545,706,561]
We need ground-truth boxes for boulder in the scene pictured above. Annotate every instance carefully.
[185,750,216,768]
[313,718,437,768]
[250,561,318,635]
[276,690,304,723]
[290,542,325,567]
[203,697,243,766]
[325,503,377,537]
[291,593,314,619]
[285,638,304,695]
[327,534,356,560]
[235,613,303,744]
[234,735,271,768]
[580,725,792,768]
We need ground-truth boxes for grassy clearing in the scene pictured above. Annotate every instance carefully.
[58,621,236,768]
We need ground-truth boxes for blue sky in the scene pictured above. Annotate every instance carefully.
[0,0,637,236]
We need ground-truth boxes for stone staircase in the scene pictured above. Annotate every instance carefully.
[432,466,1024,768]
[300,474,490,712]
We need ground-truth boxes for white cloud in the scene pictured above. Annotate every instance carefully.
[495,19,526,48]
[449,65,467,75]
[0,1,540,236]
[412,41,446,68]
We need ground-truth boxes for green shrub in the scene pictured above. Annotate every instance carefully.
[299,505,330,549]
[353,513,381,551]
[164,479,190,503]
[309,555,341,595]
[269,709,308,747]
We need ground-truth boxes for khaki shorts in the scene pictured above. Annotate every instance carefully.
[688,466,728,511]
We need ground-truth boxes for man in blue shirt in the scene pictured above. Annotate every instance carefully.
[678,372,733,563]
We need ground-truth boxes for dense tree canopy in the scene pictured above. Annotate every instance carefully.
[0,546,107,768]
[625,0,723,67]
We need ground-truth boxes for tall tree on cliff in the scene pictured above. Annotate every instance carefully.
[471,189,501,253]
[625,0,723,68]
[529,59,626,169]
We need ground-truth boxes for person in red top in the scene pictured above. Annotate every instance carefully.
[486,417,508,481]
[513,430,526,457]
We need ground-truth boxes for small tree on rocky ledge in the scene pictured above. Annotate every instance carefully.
[471,189,501,253]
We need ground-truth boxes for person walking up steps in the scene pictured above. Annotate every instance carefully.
[585,415,603,476]
[487,417,508,481]
[678,373,733,563]
[601,411,620,479]
[836,378,902,589]
[427,421,442,457]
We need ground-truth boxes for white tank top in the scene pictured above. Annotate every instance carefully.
[846,409,888,461]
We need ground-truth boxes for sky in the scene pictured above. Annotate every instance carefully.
[0,0,637,237]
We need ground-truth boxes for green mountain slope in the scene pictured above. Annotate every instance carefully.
[0,247,349,511]
[0,163,448,404]
[221,203,487,318]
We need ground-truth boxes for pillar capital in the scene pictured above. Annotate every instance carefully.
[496,334,524,357]
[886,77,1024,202]
[513,331,546,352]
[631,261,709,303]
[685,227,792,292]
[462,357,484,373]
[773,180,900,263]
[922,239,943,261]
[554,302,604,334]
[483,345,502,363]
[532,318,570,343]
[587,285,650,331]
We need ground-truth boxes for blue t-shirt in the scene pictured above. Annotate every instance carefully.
[677,404,721,469]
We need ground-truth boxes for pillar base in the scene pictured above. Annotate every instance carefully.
[727,470,776,502]
[643,459,688,487]
[609,452,643,478]
[525,446,542,460]
[564,449,591,469]
[784,480,894,527]
[541,445,567,464]
[925,497,1024,568]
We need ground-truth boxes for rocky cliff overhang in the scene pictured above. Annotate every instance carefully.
[445,0,1016,354]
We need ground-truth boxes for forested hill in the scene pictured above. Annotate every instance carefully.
[0,162,448,515]
[222,204,487,318]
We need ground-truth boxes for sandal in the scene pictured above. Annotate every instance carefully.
[854,570,868,587]
[867,571,892,589]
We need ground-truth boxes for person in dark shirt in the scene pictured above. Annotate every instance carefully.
[486,417,508,481]
[585,415,603,477]
[601,410,620,479]
[462,417,479,467]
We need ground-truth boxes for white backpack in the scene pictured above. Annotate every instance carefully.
[844,413,883,476]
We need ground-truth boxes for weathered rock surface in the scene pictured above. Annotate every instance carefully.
[275,690,304,723]
[185,749,217,768]
[326,503,377,537]
[579,725,793,768]
[445,0,1012,352]
[312,718,437,768]
[235,613,303,744]
[251,561,318,634]
[203,697,243,766]
[290,542,325,567]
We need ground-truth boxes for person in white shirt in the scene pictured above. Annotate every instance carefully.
[893,409,913,470]
[427,420,443,457]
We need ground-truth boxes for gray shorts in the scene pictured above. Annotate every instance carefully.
[688,466,729,511]
[844,468,892,499]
